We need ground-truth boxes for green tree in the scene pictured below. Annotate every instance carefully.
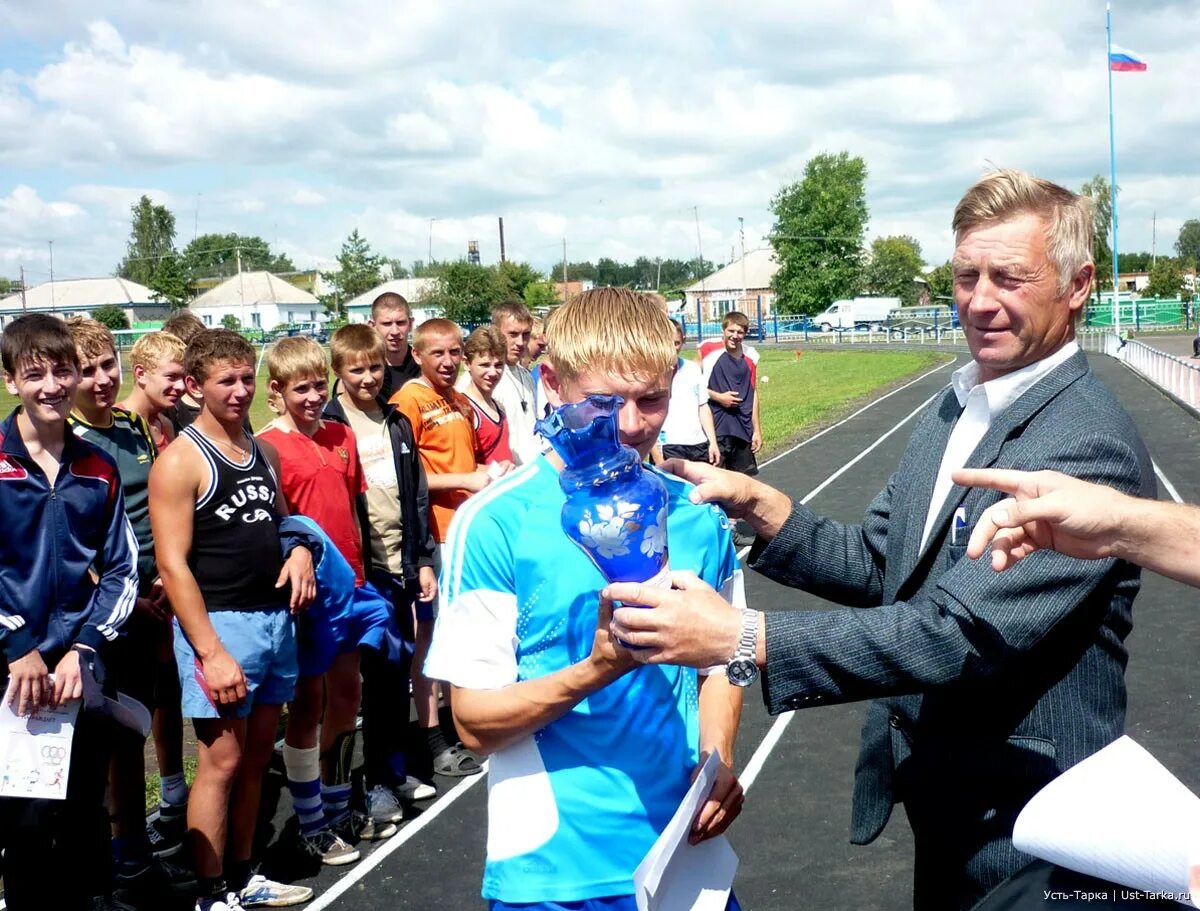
[926,260,954,302]
[0,277,13,296]
[864,235,924,306]
[769,151,869,315]
[1142,257,1186,299]
[1080,175,1115,290]
[1119,251,1154,272]
[1176,219,1200,266]
[417,260,513,324]
[182,233,294,279]
[117,195,177,285]
[92,305,131,331]
[384,257,411,279]
[320,229,383,317]
[117,195,189,305]
[523,281,560,311]
[497,261,543,299]
[150,252,190,308]
[220,314,241,330]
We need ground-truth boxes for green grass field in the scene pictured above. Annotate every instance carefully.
[749,347,947,454]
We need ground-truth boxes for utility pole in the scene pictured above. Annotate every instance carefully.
[693,207,707,324]
[498,217,507,263]
[738,216,748,311]
[19,265,27,311]
[48,240,55,310]
[428,218,435,265]
[1152,211,1157,267]
[655,257,662,291]
[236,246,246,329]
[561,238,569,286]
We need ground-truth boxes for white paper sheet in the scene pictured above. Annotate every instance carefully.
[1012,735,1200,907]
[0,684,80,800]
[633,750,740,911]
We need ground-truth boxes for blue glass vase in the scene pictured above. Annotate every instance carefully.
[536,395,669,591]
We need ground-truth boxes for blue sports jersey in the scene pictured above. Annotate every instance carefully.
[424,456,745,904]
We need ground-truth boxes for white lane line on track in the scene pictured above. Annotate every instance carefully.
[1154,460,1184,504]
[736,387,944,794]
[305,766,490,911]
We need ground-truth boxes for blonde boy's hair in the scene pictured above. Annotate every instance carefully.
[463,326,506,362]
[65,316,117,360]
[129,331,186,371]
[412,318,462,353]
[546,287,675,386]
[266,336,328,387]
[330,324,386,373]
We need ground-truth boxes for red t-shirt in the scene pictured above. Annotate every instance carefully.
[467,397,513,465]
[259,421,368,586]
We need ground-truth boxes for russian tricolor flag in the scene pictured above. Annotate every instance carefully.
[1109,48,1147,72]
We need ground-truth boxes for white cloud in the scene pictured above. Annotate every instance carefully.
[0,1,1197,278]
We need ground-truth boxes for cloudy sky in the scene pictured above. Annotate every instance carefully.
[2,0,1198,285]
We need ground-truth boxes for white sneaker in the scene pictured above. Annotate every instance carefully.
[195,893,244,911]
[395,776,437,801]
[367,784,404,824]
[239,874,314,907]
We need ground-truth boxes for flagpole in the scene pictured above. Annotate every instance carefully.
[1107,0,1122,336]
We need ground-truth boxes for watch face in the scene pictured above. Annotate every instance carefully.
[727,657,759,688]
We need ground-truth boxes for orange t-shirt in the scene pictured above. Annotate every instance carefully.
[390,381,481,542]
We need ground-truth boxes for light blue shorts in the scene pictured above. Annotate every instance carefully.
[297,581,392,677]
[173,610,298,719]
[489,895,740,911]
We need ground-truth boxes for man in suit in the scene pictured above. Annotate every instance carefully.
[603,169,1156,911]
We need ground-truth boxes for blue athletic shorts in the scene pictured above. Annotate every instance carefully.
[173,610,297,719]
[297,580,391,677]
[489,894,740,911]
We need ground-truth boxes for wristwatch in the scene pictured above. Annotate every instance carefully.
[725,609,760,687]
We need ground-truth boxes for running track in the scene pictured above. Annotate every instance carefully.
[10,348,1199,910]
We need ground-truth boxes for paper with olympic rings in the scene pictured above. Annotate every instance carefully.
[0,680,80,800]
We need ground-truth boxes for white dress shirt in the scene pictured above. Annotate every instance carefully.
[920,342,1080,550]
[492,363,540,465]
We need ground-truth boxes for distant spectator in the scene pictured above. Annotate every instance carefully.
[700,311,762,475]
[461,326,515,467]
[391,319,489,778]
[325,324,439,808]
[66,317,195,901]
[117,330,193,861]
[161,310,209,434]
[521,316,547,368]
[488,301,540,464]
[655,319,720,467]
[367,293,421,402]
[121,330,187,450]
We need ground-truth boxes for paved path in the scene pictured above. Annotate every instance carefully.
[291,350,1200,911]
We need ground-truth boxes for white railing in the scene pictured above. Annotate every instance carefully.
[1078,330,1123,356]
[1118,337,1200,411]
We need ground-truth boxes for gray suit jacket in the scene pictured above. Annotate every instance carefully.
[749,350,1154,908]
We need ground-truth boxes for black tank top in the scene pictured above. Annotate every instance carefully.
[182,426,287,612]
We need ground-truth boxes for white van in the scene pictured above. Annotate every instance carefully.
[815,297,901,332]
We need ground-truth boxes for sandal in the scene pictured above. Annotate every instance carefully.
[433,742,484,777]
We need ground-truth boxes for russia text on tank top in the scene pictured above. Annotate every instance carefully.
[182,426,288,612]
